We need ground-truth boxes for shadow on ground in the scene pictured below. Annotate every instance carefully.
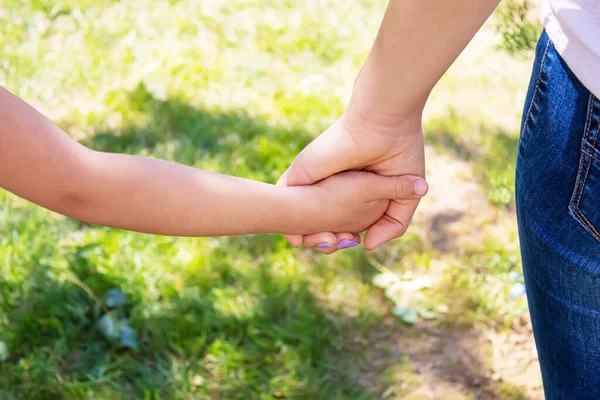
[423,107,520,166]
[424,106,520,210]
[80,83,313,184]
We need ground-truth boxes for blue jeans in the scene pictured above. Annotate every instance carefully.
[517,30,600,399]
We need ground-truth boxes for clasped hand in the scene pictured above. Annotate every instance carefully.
[279,110,427,254]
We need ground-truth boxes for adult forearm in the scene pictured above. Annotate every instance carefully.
[350,0,501,124]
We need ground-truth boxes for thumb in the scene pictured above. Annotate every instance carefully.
[279,120,359,187]
[363,199,419,250]
[367,174,429,201]
[362,176,427,250]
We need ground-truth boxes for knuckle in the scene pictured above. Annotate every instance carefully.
[383,213,408,236]
[395,178,406,199]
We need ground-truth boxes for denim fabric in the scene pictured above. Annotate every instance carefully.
[517,30,600,399]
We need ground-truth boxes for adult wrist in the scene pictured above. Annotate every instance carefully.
[347,63,427,133]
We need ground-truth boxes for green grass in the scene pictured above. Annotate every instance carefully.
[0,1,535,399]
[494,0,542,57]
[425,108,519,210]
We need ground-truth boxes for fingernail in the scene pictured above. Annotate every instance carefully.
[337,240,359,249]
[317,243,334,249]
[414,179,428,196]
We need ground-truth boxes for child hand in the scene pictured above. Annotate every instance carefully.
[296,171,427,236]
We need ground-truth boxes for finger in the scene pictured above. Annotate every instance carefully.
[364,198,420,250]
[283,233,304,247]
[334,232,362,250]
[306,232,339,255]
[302,232,362,254]
[302,232,338,252]
[278,121,360,187]
[367,175,428,201]
[313,233,362,254]
[337,232,361,244]
[326,232,361,253]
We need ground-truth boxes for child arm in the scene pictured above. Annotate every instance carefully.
[0,86,426,237]
[0,86,312,236]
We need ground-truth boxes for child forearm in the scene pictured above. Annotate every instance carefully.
[77,151,312,236]
[0,86,309,236]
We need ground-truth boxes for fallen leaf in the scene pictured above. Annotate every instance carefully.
[372,272,398,289]
[398,276,432,292]
[104,289,129,309]
[119,324,138,350]
[97,314,119,339]
[392,306,418,324]
[417,309,437,320]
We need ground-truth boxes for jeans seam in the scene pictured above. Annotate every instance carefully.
[570,95,593,206]
[574,185,600,241]
[576,96,597,209]
[577,149,600,241]
[585,95,595,142]
[593,99,600,148]
[582,149,600,163]
[521,39,552,139]
[572,95,600,241]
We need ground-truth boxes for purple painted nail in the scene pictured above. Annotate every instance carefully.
[317,243,334,249]
[337,240,359,249]
[376,242,387,249]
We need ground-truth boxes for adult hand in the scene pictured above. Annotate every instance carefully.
[279,110,426,253]
[276,0,501,253]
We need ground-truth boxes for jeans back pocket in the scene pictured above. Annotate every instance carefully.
[570,95,600,243]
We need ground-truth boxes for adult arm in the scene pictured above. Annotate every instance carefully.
[281,0,501,250]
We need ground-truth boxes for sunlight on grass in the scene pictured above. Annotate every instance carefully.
[425,110,519,210]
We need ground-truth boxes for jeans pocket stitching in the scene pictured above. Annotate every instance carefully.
[521,39,552,139]
[577,134,600,241]
[571,95,600,242]
[575,165,600,240]
[576,97,596,208]
[585,94,596,142]
[573,206,600,241]
[570,95,594,207]
[593,107,600,149]
[577,97,600,210]
[582,149,600,163]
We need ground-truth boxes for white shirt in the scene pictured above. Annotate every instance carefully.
[543,0,600,97]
